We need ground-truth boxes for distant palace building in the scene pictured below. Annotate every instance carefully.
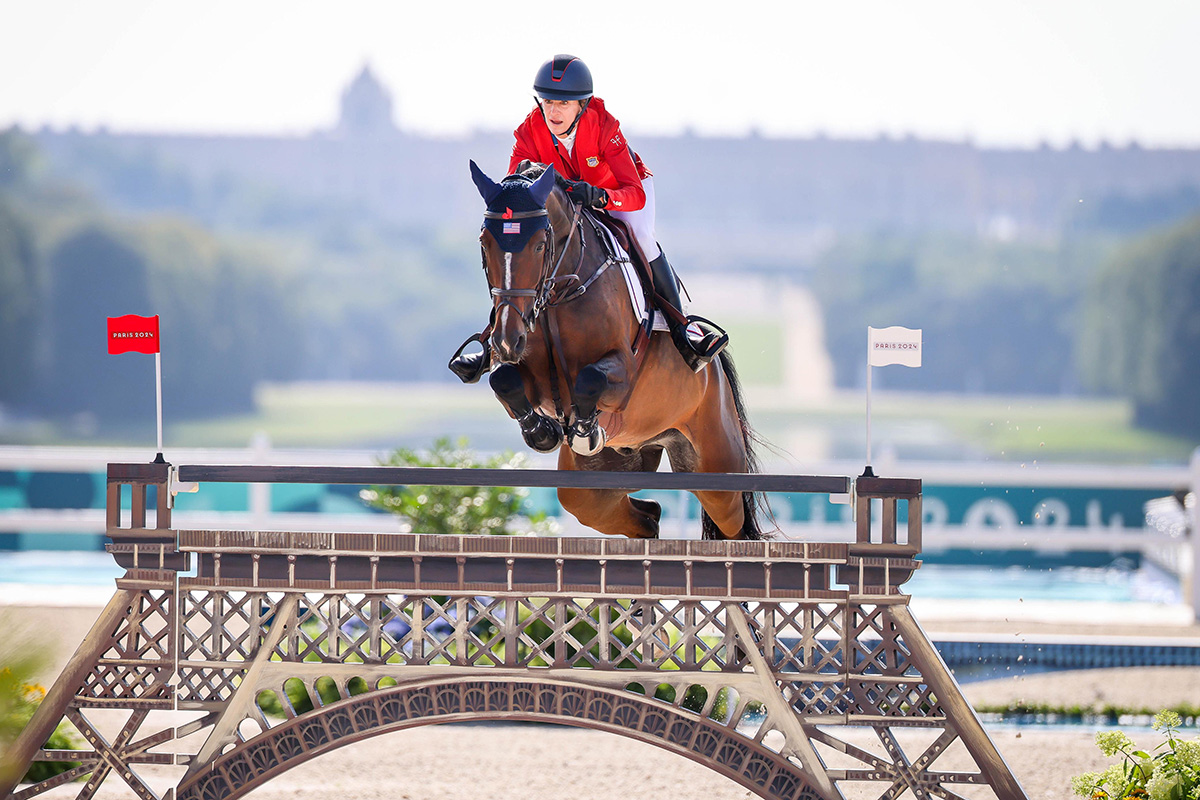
[337,65,398,139]
[32,65,1200,269]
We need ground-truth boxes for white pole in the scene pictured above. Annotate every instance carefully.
[1190,447,1200,623]
[866,364,873,468]
[155,351,163,458]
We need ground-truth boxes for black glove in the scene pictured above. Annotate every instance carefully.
[563,179,608,210]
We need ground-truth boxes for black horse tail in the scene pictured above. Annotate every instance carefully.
[701,351,775,541]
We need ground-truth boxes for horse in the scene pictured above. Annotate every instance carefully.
[465,160,767,541]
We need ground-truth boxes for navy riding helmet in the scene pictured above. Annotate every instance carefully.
[533,55,593,101]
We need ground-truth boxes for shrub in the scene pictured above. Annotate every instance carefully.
[360,437,557,536]
[1072,711,1200,799]
[1,662,84,784]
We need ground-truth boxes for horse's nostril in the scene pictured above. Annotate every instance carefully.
[515,334,526,354]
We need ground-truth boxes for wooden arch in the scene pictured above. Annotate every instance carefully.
[176,677,820,800]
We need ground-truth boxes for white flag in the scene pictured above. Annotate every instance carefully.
[868,326,922,368]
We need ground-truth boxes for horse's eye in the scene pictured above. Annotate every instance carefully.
[535,243,545,252]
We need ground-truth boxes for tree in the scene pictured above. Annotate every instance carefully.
[0,128,39,189]
[1081,214,1200,438]
[811,233,1086,394]
[41,225,156,421]
[136,218,305,416]
[0,201,40,407]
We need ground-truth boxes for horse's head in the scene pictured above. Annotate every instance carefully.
[470,160,559,363]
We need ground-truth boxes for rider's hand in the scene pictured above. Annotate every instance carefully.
[565,180,608,210]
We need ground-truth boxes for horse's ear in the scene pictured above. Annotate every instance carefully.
[470,160,502,204]
[529,165,556,207]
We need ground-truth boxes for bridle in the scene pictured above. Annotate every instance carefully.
[480,182,637,432]
[481,201,591,332]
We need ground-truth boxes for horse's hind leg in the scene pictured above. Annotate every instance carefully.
[691,436,753,540]
[673,373,751,540]
[556,446,662,539]
[667,445,746,540]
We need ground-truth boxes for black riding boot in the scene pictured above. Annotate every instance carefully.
[648,251,729,372]
[447,333,491,384]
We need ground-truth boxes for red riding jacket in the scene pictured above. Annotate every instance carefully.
[508,96,651,212]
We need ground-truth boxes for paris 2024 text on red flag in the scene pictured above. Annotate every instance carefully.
[107,314,160,355]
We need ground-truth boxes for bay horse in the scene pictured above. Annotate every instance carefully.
[467,160,766,540]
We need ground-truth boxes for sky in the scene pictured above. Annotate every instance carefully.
[2,0,1199,148]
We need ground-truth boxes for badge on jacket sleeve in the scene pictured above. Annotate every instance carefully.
[586,156,599,167]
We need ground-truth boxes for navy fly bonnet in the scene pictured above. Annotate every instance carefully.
[470,160,557,253]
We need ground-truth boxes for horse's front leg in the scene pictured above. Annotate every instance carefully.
[489,363,563,453]
[567,352,627,456]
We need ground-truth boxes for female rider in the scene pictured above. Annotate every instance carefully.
[450,54,727,382]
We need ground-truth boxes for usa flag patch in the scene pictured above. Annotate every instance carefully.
[503,221,520,234]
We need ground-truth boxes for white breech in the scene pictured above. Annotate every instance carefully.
[610,176,661,262]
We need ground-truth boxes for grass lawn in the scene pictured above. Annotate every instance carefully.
[168,382,513,450]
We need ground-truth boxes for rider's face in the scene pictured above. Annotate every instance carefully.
[540,99,583,137]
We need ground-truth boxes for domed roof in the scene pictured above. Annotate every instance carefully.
[338,64,396,136]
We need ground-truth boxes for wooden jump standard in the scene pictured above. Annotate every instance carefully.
[0,462,1027,800]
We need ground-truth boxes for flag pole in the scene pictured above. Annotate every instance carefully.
[154,351,164,463]
[866,365,873,467]
[863,337,875,478]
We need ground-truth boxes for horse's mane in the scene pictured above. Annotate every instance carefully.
[511,160,547,180]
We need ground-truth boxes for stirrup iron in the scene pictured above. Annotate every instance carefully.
[448,333,492,384]
[672,315,729,372]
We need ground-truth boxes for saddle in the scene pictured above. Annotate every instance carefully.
[588,211,689,329]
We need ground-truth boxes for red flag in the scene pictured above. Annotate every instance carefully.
[107,314,160,355]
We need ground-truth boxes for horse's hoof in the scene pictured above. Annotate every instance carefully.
[521,413,564,453]
[569,425,606,456]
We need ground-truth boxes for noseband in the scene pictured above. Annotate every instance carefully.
[483,203,584,331]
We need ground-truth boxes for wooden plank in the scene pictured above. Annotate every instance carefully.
[176,464,850,494]
[856,476,922,496]
[107,463,170,483]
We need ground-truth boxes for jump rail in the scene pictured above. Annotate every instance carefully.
[1,462,1025,800]
[174,463,855,492]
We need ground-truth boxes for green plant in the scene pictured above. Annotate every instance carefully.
[1072,711,1200,799]
[974,701,1200,723]
[360,437,557,536]
[1,661,84,785]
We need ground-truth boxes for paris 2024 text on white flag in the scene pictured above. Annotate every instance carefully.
[868,326,922,368]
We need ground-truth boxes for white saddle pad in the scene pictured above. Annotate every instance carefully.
[595,223,671,332]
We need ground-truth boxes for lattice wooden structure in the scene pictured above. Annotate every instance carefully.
[1,462,1028,800]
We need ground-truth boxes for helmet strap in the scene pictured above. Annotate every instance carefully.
[563,97,590,136]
